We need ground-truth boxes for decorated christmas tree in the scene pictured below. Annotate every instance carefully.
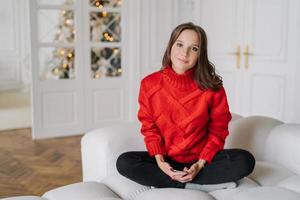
[44,0,75,79]
[90,1,122,78]
[44,0,122,79]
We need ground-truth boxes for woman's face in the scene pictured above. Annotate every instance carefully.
[170,29,200,74]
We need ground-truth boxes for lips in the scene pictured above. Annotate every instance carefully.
[177,57,188,64]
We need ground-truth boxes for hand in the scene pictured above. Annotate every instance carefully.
[157,160,176,177]
[173,160,206,183]
[155,154,187,180]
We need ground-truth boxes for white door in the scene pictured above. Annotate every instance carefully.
[241,0,297,121]
[30,1,85,139]
[83,1,128,131]
[197,0,298,122]
[30,0,128,139]
[197,0,244,114]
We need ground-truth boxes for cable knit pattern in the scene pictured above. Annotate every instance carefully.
[137,66,232,163]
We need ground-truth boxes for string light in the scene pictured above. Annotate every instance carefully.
[113,48,119,54]
[94,71,102,79]
[53,68,60,75]
[103,32,114,42]
[65,19,73,26]
[102,11,108,17]
[60,49,65,56]
[48,0,123,79]
[95,1,103,8]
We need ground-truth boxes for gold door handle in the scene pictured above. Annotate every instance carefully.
[229,45,241,69]
[243,45,253,69]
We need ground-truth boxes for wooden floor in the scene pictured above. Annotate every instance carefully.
[0,128,82,198]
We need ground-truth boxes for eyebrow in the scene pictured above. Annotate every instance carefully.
[176,40,199,47]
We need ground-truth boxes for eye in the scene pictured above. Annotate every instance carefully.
[176,42,183,47]
[192,46,199,52]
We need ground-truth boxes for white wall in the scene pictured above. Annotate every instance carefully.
[293,7,300,123]
[128,0,198,122]
[129,0,300,123]
[0,0,31,92]
[8,0,300,130]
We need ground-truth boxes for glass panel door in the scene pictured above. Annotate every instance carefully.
[37,0,76,79]
[89,0,122,79]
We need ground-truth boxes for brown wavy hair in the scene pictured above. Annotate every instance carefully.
[162,22,222,91]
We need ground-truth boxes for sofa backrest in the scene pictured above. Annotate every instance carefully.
[225,116,283,161]
[264,124,300,175]
[231,113,243,122]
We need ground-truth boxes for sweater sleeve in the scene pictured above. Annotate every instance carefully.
[199,87,232,163]
[137,80,166,156]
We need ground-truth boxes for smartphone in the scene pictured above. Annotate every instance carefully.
[171,169,187,175]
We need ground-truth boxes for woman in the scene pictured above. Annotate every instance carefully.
[116,22,255,192]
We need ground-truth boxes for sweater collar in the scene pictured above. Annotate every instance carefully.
[162,66,196,89]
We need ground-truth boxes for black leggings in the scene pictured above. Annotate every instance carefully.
[116,149,255,188]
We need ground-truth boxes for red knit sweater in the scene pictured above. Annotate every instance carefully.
[137,66,232,163]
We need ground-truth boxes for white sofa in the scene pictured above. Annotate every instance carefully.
[2,115,300,200]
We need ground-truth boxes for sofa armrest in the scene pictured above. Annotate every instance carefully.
[81,122,145,182]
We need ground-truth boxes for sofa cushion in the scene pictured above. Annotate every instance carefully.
[248,161,295,186]
[264,124,300,175]
[102,174,150,200]
[209,177,259,200]
[277,175,300,194]
[134,188,215,200]
[0,197,46,200]
[42,182,121,200]
[231,186,300,200]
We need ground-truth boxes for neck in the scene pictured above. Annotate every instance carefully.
[172,68,187,75]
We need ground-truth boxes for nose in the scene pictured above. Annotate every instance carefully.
[180,47,189,57]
